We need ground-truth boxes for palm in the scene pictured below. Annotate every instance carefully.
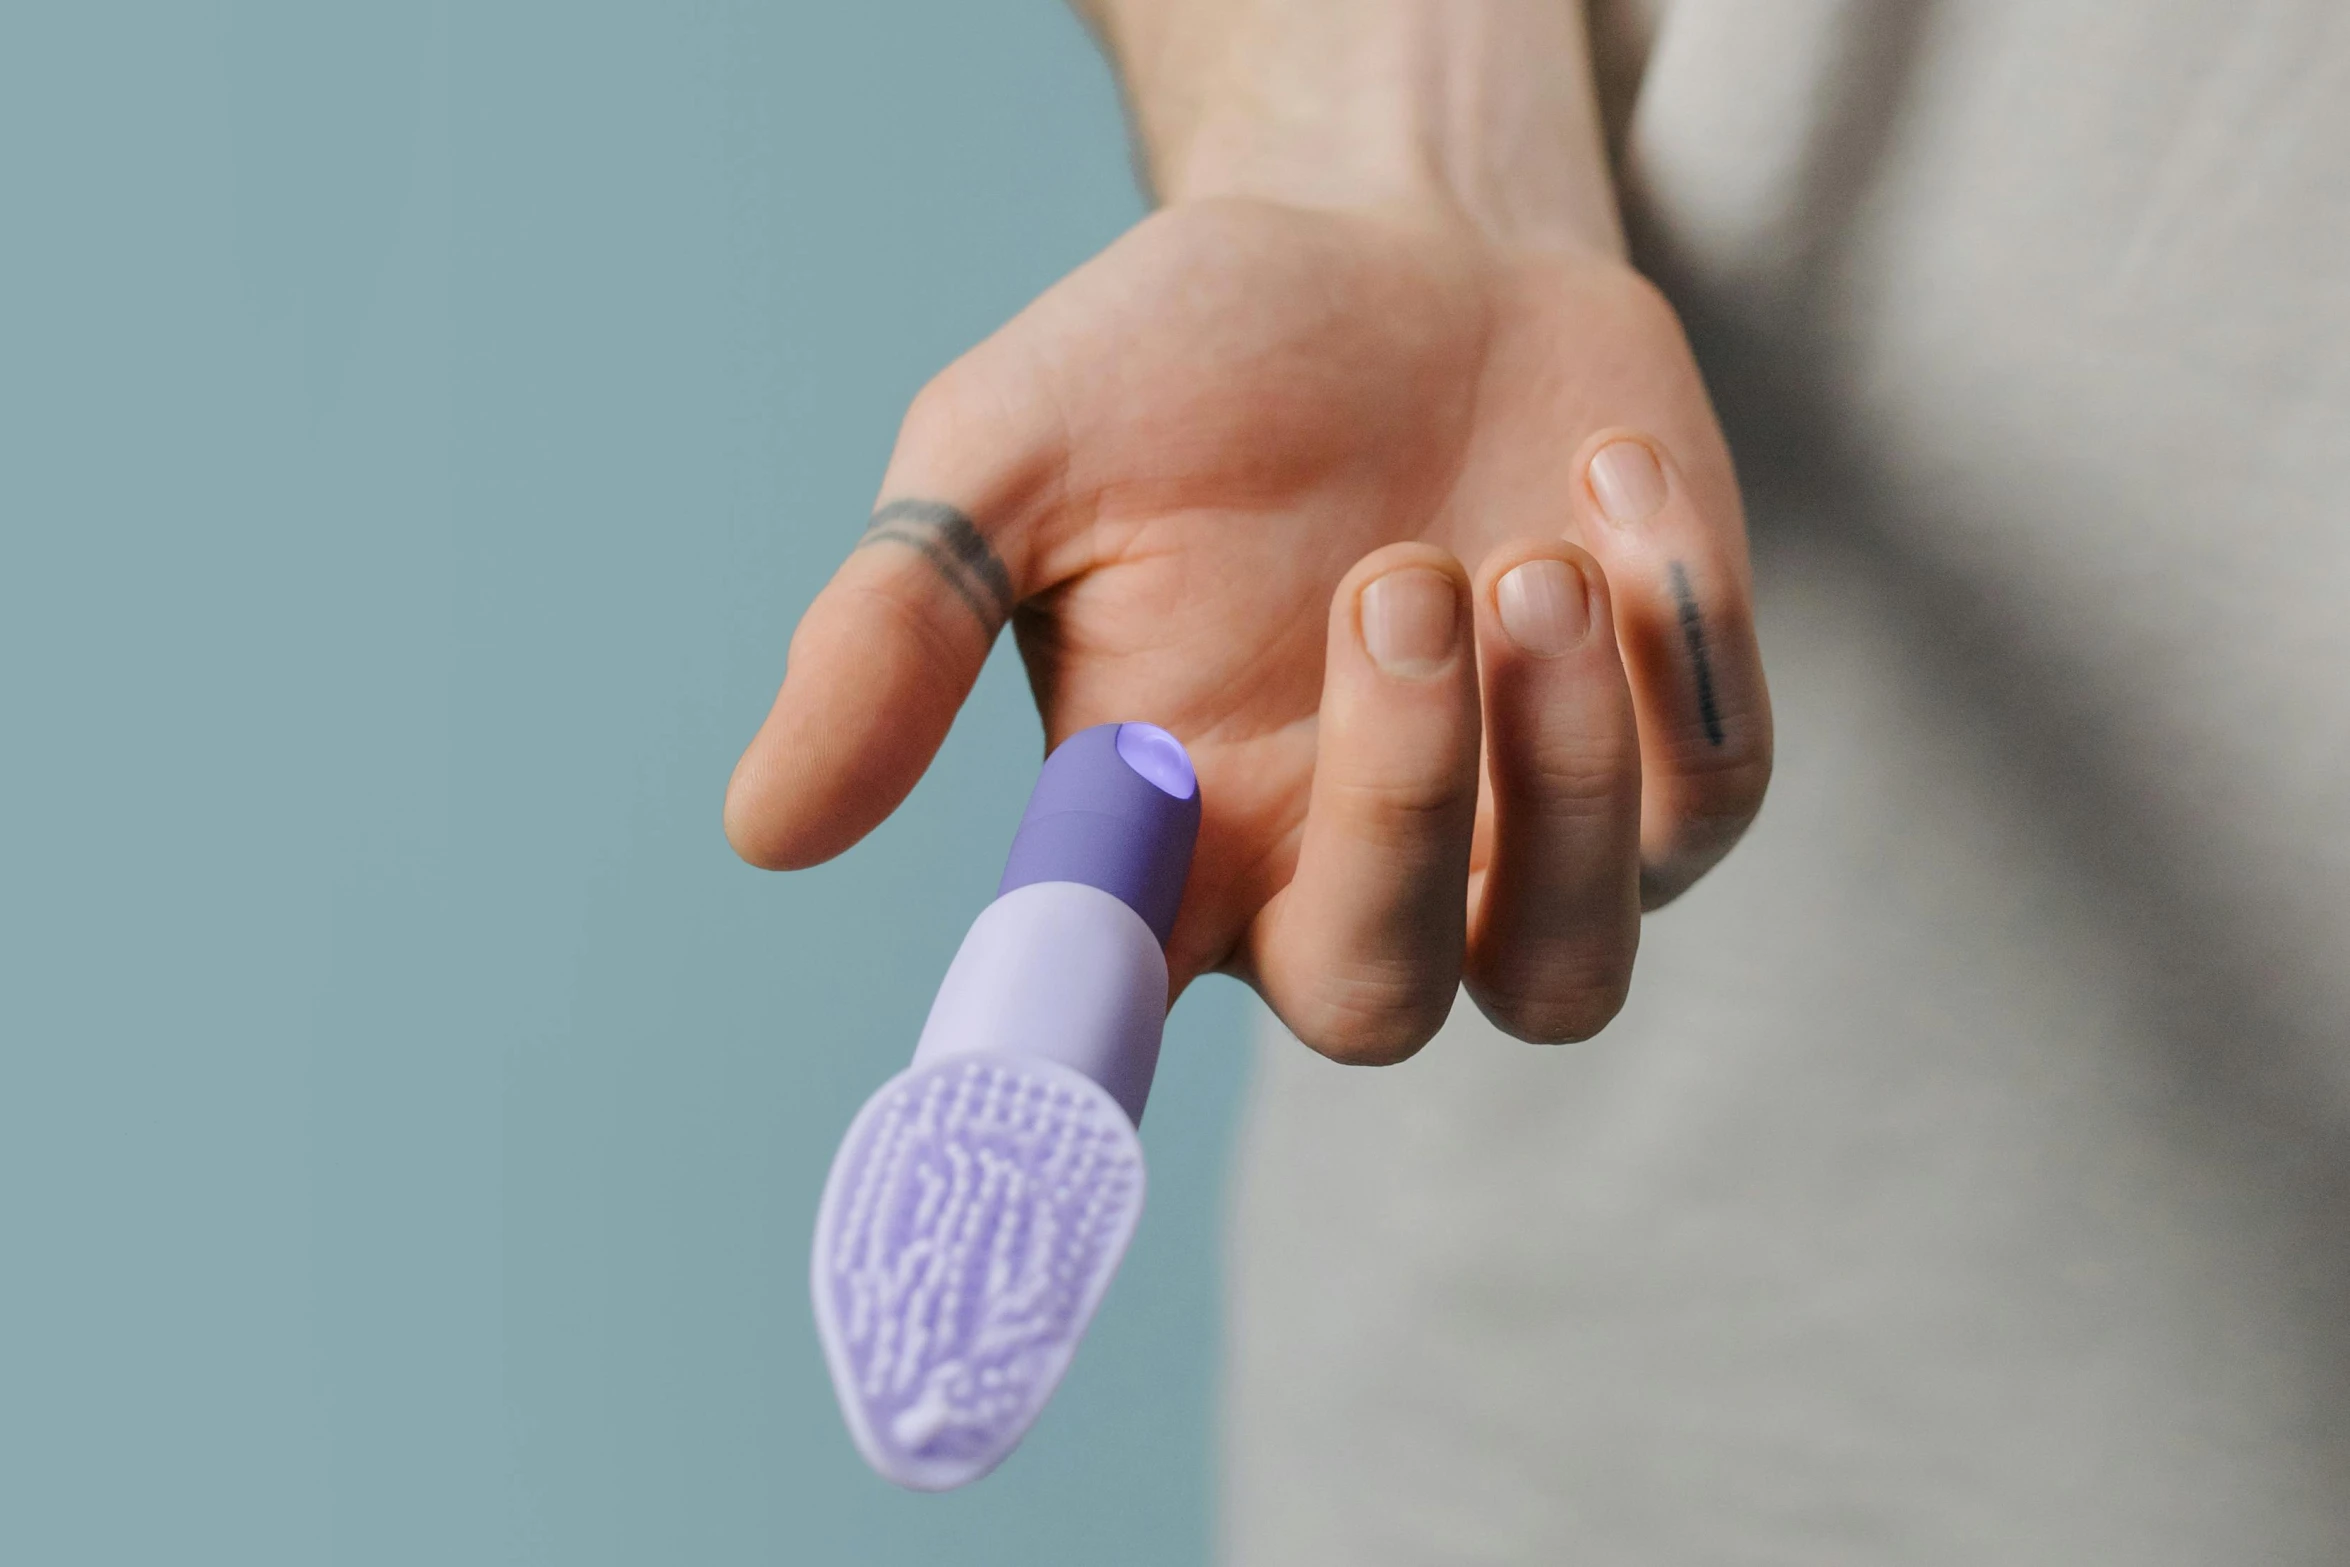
[732,196,1766,1054]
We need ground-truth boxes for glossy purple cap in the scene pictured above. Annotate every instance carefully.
[997,723,1200,947]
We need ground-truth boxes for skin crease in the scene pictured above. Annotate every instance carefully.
[726,2,1772,1064]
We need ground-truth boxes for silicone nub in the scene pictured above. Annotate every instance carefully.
[996,723,1200,946]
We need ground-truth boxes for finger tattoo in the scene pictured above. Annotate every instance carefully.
[1668,560,1725,747]
[858,498,1015,632]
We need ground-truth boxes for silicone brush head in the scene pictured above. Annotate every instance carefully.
[810,1053,1146,1491]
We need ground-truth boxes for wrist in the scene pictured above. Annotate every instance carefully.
[1083,0,1623,256]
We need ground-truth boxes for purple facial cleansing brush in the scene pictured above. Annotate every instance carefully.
[811,723,1200,1491]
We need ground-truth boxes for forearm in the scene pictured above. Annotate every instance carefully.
[1073,0,1622,255]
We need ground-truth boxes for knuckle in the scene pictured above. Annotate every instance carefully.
[898,359,1025,460]
[1640,766,1769,909]
[1510,733,1638,816]
[1289,964,1454,1066]
[844,573,988,672]
[1306,1017,1441,1067]
[1665,741,1773,830]
[1473,962,1632,1044]
[897,371,976,453]
[1585,265,1685,351]
[1325,760,1476,829]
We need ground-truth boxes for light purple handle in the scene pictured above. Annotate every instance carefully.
[997,723,1200,947]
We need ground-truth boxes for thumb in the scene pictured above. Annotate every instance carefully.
[724,366,1063,869]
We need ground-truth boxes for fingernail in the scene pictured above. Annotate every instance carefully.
[1361,566,1460,676]
[1589,439,1667,526]
[1495,557,1591,656]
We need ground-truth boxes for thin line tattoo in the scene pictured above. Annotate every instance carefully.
[1668,560,1726,747]
[857,498,1014,631]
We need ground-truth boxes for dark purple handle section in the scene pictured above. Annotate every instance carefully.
[997,723,1200,947]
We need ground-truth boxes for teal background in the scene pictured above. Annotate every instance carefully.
[0,4,1248,1563]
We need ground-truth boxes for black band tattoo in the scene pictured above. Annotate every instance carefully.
[857,498,1015,631]
[1668,560,1726,747]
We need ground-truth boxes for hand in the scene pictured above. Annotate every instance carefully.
[724,194,1770,1061]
